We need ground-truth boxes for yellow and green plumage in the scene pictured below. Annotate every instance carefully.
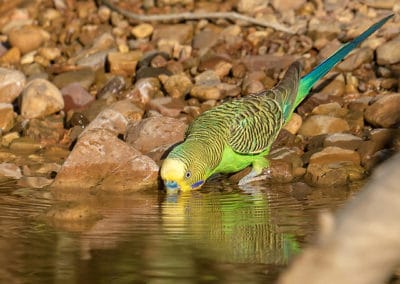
[161,14,393,191]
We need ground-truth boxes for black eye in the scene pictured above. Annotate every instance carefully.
[185,171,191,179]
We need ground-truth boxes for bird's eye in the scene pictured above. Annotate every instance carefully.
[185,171,191,179]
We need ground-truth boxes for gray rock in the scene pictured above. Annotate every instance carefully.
[21,79,64,119]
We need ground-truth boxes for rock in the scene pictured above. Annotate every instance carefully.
[316,77,346,97]
[0,103,16,132]
[0,68,26,103]
[311,102,348,117]
[1,132,19,147]
[9,137,43,154]
[271,0,306,12]
[152,24,193,45]
[52,129,159,191]
[53,68,95,90]
[8,25,49,54]
[364,93,400,128]
[337,47,373,72]
[237,0,268,13]
[377,36,400,65]
[242,54,296,75]
[131,23,154,38]
[126,116,187,154]
[25,115,65,146]
[0,47,21,64]
[148,97,185,117]
[362,0,396,8]
[283,113,302,135]
[83,108,127,136]
[159,73,193,98]
[299,115,350,137]
[128,77,163,104]
[107,51,142,76]
[308,18,341,41]
[309,146,360,166]
[192,30,219,51]
[77,49,114,70]
[135,66,172,81]
[198,56,232,79]
[97,76,125,100]
[61,83,94,112]
[305,162,365,187]
[190,85,222,101]
[17,176,53,188]
[21,78,64,119]
[323,133,363,150]
[0,162,22,180]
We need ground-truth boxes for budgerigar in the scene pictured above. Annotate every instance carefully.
[161,14,393,191]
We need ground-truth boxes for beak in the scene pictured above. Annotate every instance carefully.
[165,180,180,191]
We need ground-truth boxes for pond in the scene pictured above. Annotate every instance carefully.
[0,178,363,283]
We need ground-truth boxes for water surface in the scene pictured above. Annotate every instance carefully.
[0,179,362,283]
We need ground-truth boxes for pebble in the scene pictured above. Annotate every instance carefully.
[61,83,95,112]
[271,0,306,13]
[152,24,194,45]
[126,116,187,155]
[237,0,268,13]
[148,97,185,117]
[0,47,21,64]
[159,73,193,98]
[0,162,22,180]
[311,102,348,117]
[1,132,20,147]
[190,85,222,101]
[309,146,361,166]
[0,67,26,103]
[53,68,95,90]
[107,51,142,76]
[97,76,126,100]
[9,137,43,154]
[131,23,154,39]
[364,93,400,128]
[17,176,53,189]
[0,103,16,132]
[8,25,49,54]
[323,133,363,150]
[376,36,400,65]
[20,79,64,119]
[128,78,163,105]
[299,115,350,136]
[337,47,373,72]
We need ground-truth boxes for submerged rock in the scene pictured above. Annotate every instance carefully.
[0,162,22,180]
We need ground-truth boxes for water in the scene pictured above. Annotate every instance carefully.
[0,179,362,283]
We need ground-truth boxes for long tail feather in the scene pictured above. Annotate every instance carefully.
[296,13,394,107]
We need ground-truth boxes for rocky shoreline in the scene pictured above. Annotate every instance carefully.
[0,0,399,191]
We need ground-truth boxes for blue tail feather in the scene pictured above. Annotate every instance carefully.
[296,14,393,107]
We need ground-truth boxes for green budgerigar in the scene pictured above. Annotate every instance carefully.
[161,14,393,191]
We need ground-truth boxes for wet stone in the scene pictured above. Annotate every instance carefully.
[21,78,64,119]
[52,68,95,90]
[97,76,126,100]
[17,176,53,189]
[126,116,187,154]
[52,129,159,191]
[61,83,95,112]
[0,103,16,132]
[299,115,350,137]
[309,146,361,166]
[283,113,302,135]
[364,93,400,128]
[0,67,26,103]
[25,115,65,146]
[311,102,348,117]
[317,78,346,97]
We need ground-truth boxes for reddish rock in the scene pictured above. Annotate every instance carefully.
[364,94,400,128]
[52,129,159,191]
[61,83,95,112]
[148,97,185,117]
[126,116,187,154]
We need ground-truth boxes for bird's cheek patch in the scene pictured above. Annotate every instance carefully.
[191,180,204,189]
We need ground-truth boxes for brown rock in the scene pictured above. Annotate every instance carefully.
[364,94,400,128]
[376,36,400,65]
[199,56,232,79]
[0,67,26,103]
[17,176,53,189]
[52,129,159,191]
[97,76,126,100]
[299,115,350,136]
[284,113,302,135]
[21,79,64,119]
[311,102,348,117]
[309,146,360,166]
[308,18,341,41]
[128,78,163,104]
[126,116,187,154]
[317,77,346,97]
[337,47,373,72]
[108,51,142,76]
[237,0,268,13]
[61,83,94,112]
[159,73,193,98]
[0,47,21,64]
[8,25,49,54]
[148,97,185,117]
[131,23,154,39]
[190,85,222,101]
[323,133,363,151]
[53,68,95,90]
[152,24,193,45]
[271,0,306,12]
[26,115,65,146]
[0,103,15,132]
[0,162,22,180]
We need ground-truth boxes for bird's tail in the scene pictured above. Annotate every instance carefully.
[295,13,394,107]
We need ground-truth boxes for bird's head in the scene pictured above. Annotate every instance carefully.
[160,157,206,192]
